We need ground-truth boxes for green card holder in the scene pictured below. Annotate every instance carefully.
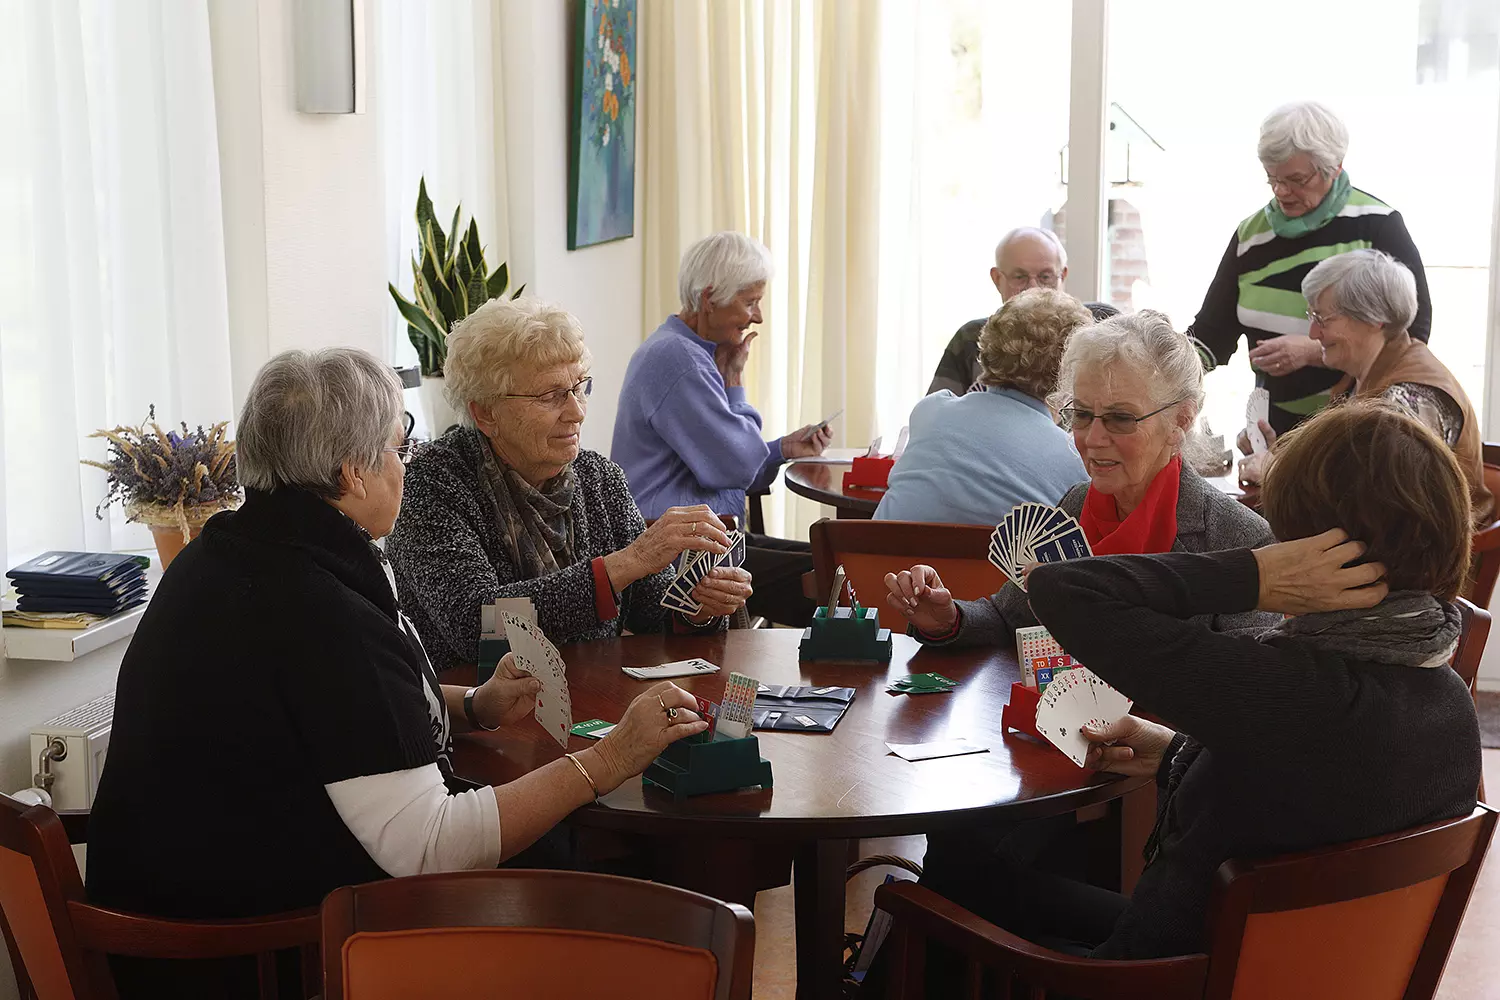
[476,637,511,685]
[642,731,773,800]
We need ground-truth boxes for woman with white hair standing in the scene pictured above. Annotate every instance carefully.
[1188,101,1432,436]
[1238,249,1493,524]
[611,231,832,626]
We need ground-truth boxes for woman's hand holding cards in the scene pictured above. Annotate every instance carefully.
[884,564,958,635]
[689,566,753,621]
[1082,715,1176,777]
[606,505,729,590]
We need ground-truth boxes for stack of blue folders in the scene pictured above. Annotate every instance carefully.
[5,552,151,618]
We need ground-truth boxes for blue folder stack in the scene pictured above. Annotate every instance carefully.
[5,552,151,618]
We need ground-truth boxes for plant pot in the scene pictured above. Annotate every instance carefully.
[149,523,203,571]
[417,376,464,439]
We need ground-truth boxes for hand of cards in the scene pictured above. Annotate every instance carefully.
[989,502,1092,590]
[501,612,572,749]
[1034,667,1133,767]
[1246,387,1270,454]
[659,530,748,616]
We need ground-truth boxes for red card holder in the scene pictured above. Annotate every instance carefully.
[842,454,895,489]
[1001,682,1043,741]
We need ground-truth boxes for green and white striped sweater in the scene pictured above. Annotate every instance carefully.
[1187,187,1431,434]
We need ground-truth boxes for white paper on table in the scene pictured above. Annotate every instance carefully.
[885,739,989,762]
[891,426,910,459]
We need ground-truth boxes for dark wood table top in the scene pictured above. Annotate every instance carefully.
[451,628,1143,841]
[783,461,883,517]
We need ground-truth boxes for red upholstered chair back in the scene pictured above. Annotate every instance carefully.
[1464,447,1500,607]
[321,869,754,1000]
[809,519,1005,608]
[1205,806,1498,1000]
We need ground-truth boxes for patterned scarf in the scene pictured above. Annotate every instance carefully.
[480,445,578,578]
[1264,169,1352,240]
[1258,590,1461,669]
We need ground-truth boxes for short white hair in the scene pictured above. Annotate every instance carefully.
[994,227,1068,270]
[1257,101,1349,173]
[445,297,592,422]
[237,349,403,500]
[1302,249,1418,333]
[678,231,775,312]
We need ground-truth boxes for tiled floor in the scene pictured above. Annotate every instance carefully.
[752,749,1500,998]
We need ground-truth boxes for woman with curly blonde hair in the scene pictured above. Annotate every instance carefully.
[875,288,1092,524]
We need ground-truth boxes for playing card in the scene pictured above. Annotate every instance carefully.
[1035,667,1130,768]
[502,612,572,749]
[570,719,617,739]
[622,658,721,680]
[719,530,747,570]
[1032,526,1093,564]
[889,672,957,695]
[694,695,720,736]
[482,597,536,638]
[1087,671,1133,720]
[885,739,989,762]
[1246,387,1270,454]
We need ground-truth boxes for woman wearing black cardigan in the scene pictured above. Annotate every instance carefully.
[891,400,1481,966]
[86,348,709,997]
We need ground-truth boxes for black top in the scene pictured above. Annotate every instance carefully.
[1027,549,1481,960]
[87,487,452,921]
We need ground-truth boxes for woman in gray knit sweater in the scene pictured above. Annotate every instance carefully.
[388,297,752,670]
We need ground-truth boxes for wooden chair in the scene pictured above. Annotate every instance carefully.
[320,869,754,1000]
[1451,597,1491,803]
[0,795,318,1000]
[1464,444,1500,608]
[809,518,1005,608]
[875,803,1498,1000]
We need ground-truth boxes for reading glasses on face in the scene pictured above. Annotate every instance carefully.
[384,441,416,465]
[497,377,594,409]
[1059,399,1184,435]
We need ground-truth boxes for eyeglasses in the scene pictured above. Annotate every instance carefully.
[1305,307,1342,326]
[497,377,594,409]
[384,441,416,466]
[1006,271,1062,289]
[1265,169,1322,191]
[1059,399,1184,435]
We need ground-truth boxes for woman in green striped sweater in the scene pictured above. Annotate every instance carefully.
[1188,101,1431,436]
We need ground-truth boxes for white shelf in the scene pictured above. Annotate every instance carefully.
[3,603,149,662]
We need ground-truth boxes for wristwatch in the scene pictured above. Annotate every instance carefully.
[463,686,500,731]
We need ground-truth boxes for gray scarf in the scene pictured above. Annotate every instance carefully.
[1258,591,1461,668]
[479,444,578,579]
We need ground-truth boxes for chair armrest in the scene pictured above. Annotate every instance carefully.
[56,808,89,845]
[874,881,1208,1000]
[1472,524,1500,553]
[68,901,320,959]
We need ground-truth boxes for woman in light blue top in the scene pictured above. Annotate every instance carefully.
[875,288,1090,525]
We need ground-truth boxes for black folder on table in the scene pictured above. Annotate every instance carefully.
[6,551,150,587]
[752,684,856,733]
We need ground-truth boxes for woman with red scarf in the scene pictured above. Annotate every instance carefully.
[886,310,1278,644]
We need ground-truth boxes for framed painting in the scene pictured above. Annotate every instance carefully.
[568,0,637,250]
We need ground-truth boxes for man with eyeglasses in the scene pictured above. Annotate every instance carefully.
[1186,101,1431,436]
[927,227,1071,396]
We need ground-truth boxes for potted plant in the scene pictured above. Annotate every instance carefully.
[82,408,241,569]
[388,178,525,436]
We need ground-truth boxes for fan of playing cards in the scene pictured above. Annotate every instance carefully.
[988,502,1093,589]
[660,529,747,615]
[1034,667,1133,767]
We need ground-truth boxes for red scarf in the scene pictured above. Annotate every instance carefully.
[1079,456,1182,556]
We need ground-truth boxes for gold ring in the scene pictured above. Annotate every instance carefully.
[692,521,700,536]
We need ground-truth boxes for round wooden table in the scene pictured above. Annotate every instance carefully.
[784,460,883,519]
[451,628,1145,999]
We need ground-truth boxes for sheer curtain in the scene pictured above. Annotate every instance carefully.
[0,0,233,577]
[639,0,892,536]
[375,0,508,423]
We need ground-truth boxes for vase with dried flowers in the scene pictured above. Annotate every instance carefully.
[81,407,242,569]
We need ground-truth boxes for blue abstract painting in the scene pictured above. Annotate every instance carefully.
[569,0,636,249]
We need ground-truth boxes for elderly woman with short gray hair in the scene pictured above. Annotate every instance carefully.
[887,310,1278,645]
[1188,100,1432,435]
[1238,249,1493,524]
[610,230,832,626]
[388,295,754,671]
[86,347,710,996]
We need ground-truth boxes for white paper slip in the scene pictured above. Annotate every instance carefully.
[622,658,721,680]
[885,739,989,762]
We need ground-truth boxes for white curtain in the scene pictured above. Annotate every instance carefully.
[640,0,893,537]
[0,0,233,575]
[375,0,508,406]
